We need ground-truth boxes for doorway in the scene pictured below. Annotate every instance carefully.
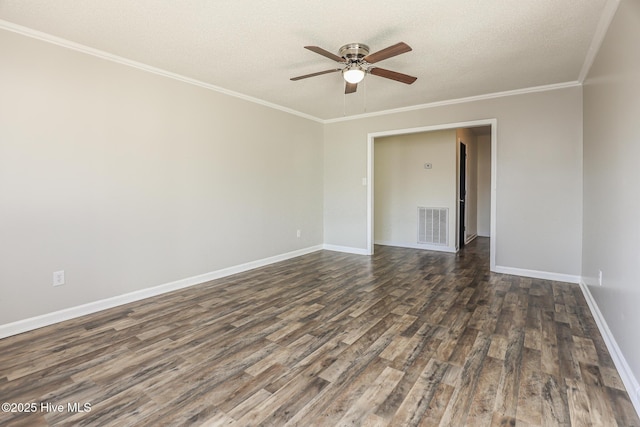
[366,119,497,272]
[459,141,467,249]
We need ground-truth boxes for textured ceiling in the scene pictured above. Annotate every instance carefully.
[0,0,609,120]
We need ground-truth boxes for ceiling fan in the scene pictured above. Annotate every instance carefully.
[290,42,417,94]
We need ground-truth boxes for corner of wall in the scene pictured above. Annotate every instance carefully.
[579,279,640,416]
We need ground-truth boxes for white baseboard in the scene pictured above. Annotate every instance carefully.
[373,240,457,253]
[493,265,581,284]
[579,280,640,416]
[465,234,478,244]
[322,244,370,255]
[0,245,323,339]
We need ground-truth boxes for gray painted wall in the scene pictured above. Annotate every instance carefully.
[477,135,492,237]
[374,130,457,251]
[582,0,640,399]
[0,29,324,325]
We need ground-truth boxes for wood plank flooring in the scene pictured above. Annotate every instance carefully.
[1,238,638,426]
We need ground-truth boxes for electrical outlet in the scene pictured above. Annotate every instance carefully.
[296,229,301,238]
[598,270,603,286]
[53,270,65,287]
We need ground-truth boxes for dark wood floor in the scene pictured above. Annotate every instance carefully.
[1,238,638,426]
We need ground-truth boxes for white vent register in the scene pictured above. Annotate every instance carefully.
[418,207,448,245]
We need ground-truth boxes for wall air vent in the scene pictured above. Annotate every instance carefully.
[418,207,448,245]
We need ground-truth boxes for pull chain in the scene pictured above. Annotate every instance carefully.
[363,77,367,113]
[343,88,346,116]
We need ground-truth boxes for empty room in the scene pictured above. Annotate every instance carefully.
[1,1,639,425]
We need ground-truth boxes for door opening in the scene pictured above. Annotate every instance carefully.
[366,118,497,272]
[459,141,467,249]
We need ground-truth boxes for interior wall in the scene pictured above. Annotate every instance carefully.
[374,129,457,252]
[477,134,492,237]
[0,29,324,325]
[582,0,640,399]
[456,128,478,242]
[324,86,583,276]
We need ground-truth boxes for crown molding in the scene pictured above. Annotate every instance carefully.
[578,0,620,83]
[0,20,324,123]
[323,81,582,124]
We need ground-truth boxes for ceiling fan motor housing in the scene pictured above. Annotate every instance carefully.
[339,43,370,62]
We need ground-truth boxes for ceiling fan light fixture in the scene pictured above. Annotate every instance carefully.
[343,66,365,84]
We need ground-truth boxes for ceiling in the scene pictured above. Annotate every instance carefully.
[0,0,610,121]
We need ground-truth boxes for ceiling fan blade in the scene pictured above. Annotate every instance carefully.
[363,42,412,64]
[290,69,341,81]
[370,67,417,84]
[304,46,345,63]
[345,82,358,94]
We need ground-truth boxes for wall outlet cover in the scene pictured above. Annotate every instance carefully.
[53,270,65,286]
